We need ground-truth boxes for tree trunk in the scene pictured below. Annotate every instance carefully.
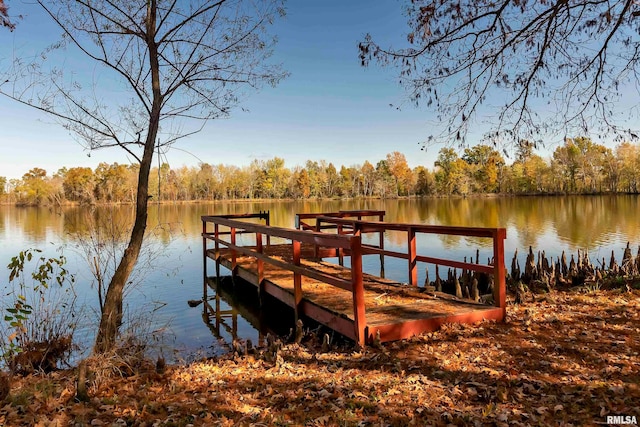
[93,147,154,353]
[94,0,162,353]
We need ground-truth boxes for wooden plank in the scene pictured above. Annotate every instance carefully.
[299,300,357,341]
[202,212,269,221]
[212,243,353,291]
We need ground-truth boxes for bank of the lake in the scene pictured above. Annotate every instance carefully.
[2,289,638,426]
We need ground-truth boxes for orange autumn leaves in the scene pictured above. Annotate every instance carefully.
[1,288,638,426]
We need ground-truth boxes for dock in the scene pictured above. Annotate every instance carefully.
[202,210,506,346]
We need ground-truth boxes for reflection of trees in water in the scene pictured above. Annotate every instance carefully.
[383,230,405,247]
[5,195,640,255]
[464,236,493,250]
[393,196,640,252]
[437,233,462,250]
[552,196,640,249]
[8,197,637,294]
[9,206,64,241]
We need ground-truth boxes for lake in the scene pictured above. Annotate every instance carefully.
[1,195,639,360]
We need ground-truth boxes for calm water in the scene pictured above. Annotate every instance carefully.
[1,195,639,359]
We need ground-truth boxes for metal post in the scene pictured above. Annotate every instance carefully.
[202,219,208,315]
[408,227,417,286]
[379,213,385,278]
[256,231,264,305]
[350,235,366,346]
[293,240,302,322]
[214,223,220,284]
[493,228,507,319]
[230,226,237,280]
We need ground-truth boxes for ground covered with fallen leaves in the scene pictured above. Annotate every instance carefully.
[2,289,639,426]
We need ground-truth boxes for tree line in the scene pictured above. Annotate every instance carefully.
[1,138,639,206]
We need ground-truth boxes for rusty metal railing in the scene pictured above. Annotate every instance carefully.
[313,215,507,314]
[202,213,367,345]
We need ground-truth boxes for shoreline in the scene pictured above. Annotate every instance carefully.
[2,191,639,207]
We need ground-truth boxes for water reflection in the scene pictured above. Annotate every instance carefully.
[199,276,293,354]
[1,195,639,355]
[3,196,638,252]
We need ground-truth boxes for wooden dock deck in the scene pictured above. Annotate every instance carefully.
[202,211,506,346]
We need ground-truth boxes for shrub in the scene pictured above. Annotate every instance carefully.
[1,249,78,373]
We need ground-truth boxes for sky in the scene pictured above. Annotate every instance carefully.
[0,0,444,179]
[0,1,444,180]
[3,1,635,181]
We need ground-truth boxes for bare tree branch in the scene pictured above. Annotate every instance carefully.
[0,0,287,352]
[360,0,640,148]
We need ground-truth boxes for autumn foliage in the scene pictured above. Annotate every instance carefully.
[0,289,638,426]
[0,0,15,31]
[2,138,640,205]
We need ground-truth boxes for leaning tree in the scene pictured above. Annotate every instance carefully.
[359,0,640,148]
[1,0,286,353]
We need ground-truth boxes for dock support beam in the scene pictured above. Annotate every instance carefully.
[408,227,417,286]
[350,235,366,346]
[256,232,265,305]
[202,220,208,315]
[293,240,302,323]
[214,224,221,284]
[493,228,507,317]
[230,227,237,283]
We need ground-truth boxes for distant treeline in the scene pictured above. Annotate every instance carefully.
[1,138,639,205]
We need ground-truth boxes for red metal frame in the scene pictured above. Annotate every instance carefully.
[367,306,505,343]
[203,213,366,343]
[202,210,507,346]
[293,240,302,322]
[312,215,507,311]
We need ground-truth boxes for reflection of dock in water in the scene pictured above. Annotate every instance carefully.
[201,275,290,346]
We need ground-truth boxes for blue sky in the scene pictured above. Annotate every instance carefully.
[2,2,638,181]
[0,1,448,180]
